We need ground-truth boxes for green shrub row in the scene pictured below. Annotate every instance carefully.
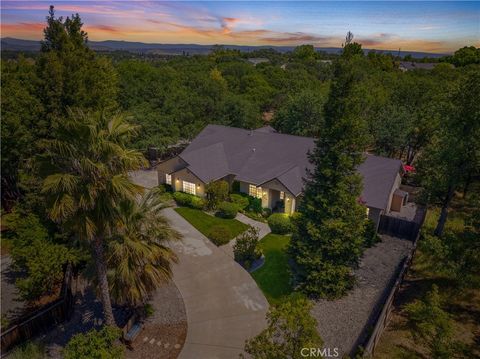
[173,192,205,209]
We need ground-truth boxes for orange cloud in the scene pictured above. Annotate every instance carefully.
[1,22,45,38]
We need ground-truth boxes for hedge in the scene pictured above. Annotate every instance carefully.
[267,213,293,234]
[173,192,205,209]
[217,201,238,219]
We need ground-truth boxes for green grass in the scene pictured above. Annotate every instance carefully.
[252,233,294,304]
[174,207,249,245]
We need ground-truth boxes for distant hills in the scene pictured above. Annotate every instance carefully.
[1,37,447,58]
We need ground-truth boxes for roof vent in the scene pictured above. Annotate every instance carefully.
[252,148,256,152]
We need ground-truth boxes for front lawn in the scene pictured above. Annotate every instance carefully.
[252,233,293,304]
[174,207,249,245]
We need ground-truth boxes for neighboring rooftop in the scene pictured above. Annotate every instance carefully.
[178,125,402,208]
[247,58,270,66]
[398,61,438,71]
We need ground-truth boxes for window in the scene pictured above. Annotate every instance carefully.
[183,181,196,195]
[249,184,262,198]
[165,173,172,185]
[280,191,285,200]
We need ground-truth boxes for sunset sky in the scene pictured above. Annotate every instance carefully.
[2,1,479,54]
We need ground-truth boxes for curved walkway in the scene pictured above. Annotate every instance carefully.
[162,207,269,359]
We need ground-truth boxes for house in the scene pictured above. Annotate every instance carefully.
[247,58,270,66]
[157,125,405,228]
[398,61,438,71]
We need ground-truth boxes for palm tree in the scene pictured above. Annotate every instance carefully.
[107,188,180,306]
[40,110,146,326]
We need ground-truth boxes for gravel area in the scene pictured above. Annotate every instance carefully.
[311,235,413,357]
[126,281,187,359]
[39,278,186,359]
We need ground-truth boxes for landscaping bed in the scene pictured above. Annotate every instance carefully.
[251,234,293,304]
[174,207,249,246]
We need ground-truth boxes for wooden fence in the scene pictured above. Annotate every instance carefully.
[0,264,77,356]
[378,206,426,241]
[362,206,426,357]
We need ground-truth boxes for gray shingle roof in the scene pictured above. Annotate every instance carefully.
[178,125,402,209]
[358,155,403,210]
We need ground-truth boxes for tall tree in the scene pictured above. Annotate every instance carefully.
[416,71,480,236]
[1,57,44,209]
[37,6,117,132]
[342,31,364,59]
[40,111,146,325]
[289,58,369,298]
[272,89,327,137]
[243,296,322,359]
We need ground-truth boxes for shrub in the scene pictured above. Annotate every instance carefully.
[158,183,172,193]
[9,341,46,359]
[232,181,240,192]
[230,193,249,210]
[268,213,293,234]
[63,326,124,359]
[144,303,155,318]
[189,196,206,209]
[208,225,232,246]
[173,192,192,206]
[363,219,380,247]
[205,180,230,210]
[173,192,205,209]
[248,196,262,213]
[217,201,238,219]
[262,207,272,217]
[244,296,322,357]
[5,212,81,301]
[405,285,458,359]
[233,227,262,268]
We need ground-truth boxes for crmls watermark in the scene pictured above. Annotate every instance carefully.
[300,347,340,358]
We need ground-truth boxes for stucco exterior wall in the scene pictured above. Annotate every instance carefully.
[368,207,383,230]
[386,173,402,213]
[171,167,206,197]
[157,156,187,185]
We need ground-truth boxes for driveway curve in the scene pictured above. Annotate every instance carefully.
[162,207,268,359]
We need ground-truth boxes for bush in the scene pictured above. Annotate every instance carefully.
[63,326,124,359]
[262,207,272,217]
[205,180,230,210]
[189,196,206,209]
[173,192,205,209]
[405,285,458,359]
[9,341,46,359]
[208,225,232,246]
[144,303,155,318]
[173,192,192,206]
[158,183,172,193]
[268,213,293,234]
[233,227,262,268]
[230,193,249,210]
[5,212,81,301]
[217,201,238,219]
[364,219,380,247]
[232,181,240,192]
[247,196,263,214]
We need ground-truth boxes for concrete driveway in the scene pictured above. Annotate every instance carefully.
[162,207,268,359]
